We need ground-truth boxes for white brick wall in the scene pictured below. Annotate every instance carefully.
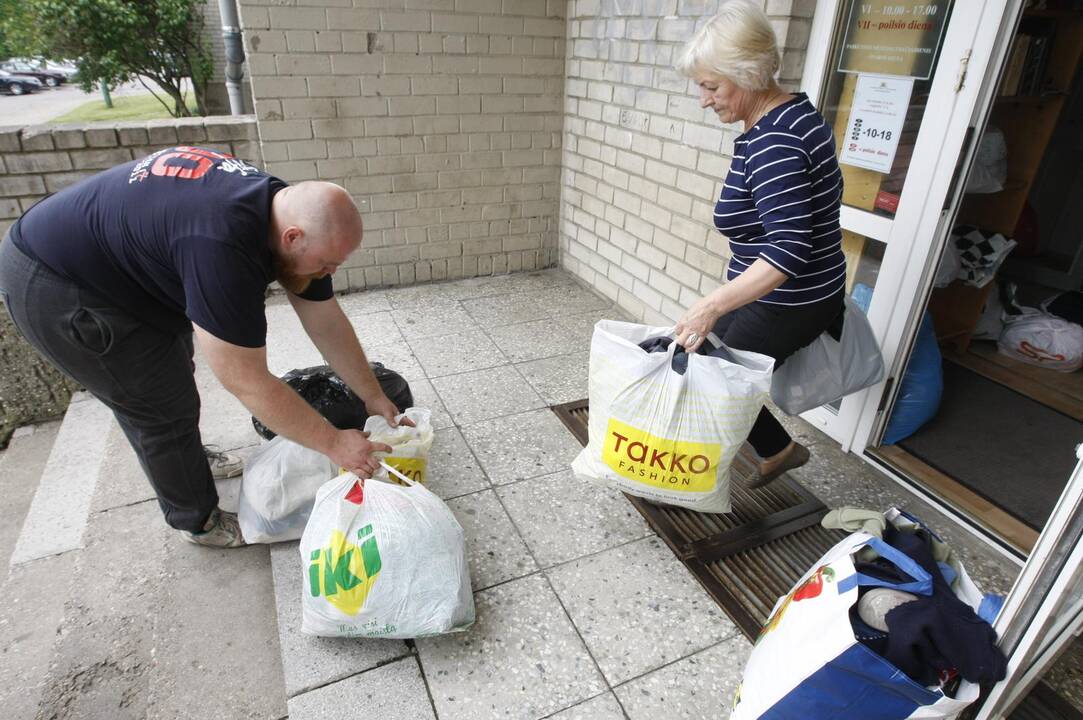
[560,0,814,324]
[238,0,566,291]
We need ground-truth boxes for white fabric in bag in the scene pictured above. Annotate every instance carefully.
[364,407,434,483]
[238,437,338,544]
[770,296,885,416]
[300,466,474,638]
[998,309,1083,372]
[571,320,773,513]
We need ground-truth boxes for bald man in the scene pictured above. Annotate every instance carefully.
[0,146,401,548]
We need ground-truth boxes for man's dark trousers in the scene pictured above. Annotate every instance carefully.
[0,234,218,532]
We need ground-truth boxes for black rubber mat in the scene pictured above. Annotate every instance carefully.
[552,399,847,641]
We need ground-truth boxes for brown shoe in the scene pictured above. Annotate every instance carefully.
[749,442,810,489]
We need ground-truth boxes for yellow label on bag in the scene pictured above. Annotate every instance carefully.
[384,456,427,484]
[308,527,381,616]
[602,418,720,492]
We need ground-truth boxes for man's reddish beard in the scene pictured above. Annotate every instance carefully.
[271,251,326,295]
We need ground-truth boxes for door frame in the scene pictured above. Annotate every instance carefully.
[798,0,1007,452]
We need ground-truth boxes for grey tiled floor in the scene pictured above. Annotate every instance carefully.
[196,268,1023,720]
[237,269,753,719]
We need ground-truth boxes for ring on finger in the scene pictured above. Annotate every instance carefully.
[686,332,699,345]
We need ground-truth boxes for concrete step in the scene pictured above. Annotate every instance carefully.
[3,380,290,718]
[0,420,72,720]
[9,392,113,566]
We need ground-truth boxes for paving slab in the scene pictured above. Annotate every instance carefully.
[514,351,590,406]
[460,293,552,327]
[486,318,583,363]
[554,307,634,344]
[547,537,740,686]
[383,276,509,308]
[287,656,436,720]
[444,489,538,591]
[269,542,410,698]
[394,303,478,340]
[416,574,607,720]
[409,378,455,430]
[548,692,628,720]
[336,289,393,317]
[407,329,508,378]
[0,419,60,566]
[614,637,751,720]
[10,395,114,566]
[363,339,426,383]
[148,535,287,719]
[527,285,612,317]
[432,366,547,426]
[460,408,583,486]
[496,470,652,567]
[425,426,490,500]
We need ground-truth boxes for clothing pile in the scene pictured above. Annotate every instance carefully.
[731,507,1006,720]
[823,508,1007,689]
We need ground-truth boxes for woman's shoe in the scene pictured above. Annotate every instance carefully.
[749,441,810,489]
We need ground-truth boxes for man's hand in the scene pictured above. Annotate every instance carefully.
[328,429,393,478]
[365,393,415,428]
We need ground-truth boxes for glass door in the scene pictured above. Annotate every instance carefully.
[797,0,1006,450]
[973,445,1083,718]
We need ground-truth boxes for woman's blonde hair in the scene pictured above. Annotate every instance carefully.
[676,0,780,90]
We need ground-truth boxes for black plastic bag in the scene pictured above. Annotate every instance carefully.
[252,362,414,441]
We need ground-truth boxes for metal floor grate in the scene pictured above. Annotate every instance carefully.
[552,399,847,641]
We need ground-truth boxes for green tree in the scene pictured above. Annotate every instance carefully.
[0,0,47,60]
[33,0,214,117]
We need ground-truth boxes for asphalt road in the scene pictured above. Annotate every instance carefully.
[0,80,158,126]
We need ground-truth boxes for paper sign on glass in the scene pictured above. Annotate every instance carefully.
[839,74,914,174]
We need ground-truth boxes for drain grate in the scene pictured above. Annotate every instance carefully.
[553,399,847,640]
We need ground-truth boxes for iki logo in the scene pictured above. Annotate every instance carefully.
[308,525,382,616]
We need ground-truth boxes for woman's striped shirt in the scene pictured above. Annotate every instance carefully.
[713,93,847,306]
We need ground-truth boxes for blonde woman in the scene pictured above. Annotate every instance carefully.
[674,0,847,487]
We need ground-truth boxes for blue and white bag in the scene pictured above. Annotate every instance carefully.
[730,509,990,720]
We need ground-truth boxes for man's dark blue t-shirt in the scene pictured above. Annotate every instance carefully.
[11,146,333,348]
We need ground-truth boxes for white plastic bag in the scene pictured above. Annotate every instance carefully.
[964,127,1007,194]
[571,320,773,513]
[770,296,885,416]
[364,407,434,484]
[731,508,989,720]
[300,464,474,638]
[238,437,338,544]
[998,309,1083,372]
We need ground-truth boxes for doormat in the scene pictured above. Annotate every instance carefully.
[897,360,1082,530]
[552,399,847,641]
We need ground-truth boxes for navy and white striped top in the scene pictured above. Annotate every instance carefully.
[713,93,847,306]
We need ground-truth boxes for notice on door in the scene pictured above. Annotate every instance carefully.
[839,74,914,174]
[838,1,952,80]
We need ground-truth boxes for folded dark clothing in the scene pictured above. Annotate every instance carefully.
[879,527,1007,686]
[638,335,732,375]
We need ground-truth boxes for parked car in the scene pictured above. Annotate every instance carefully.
[0,70,42,95]
[9,56,79,80]
[0,60,66,87]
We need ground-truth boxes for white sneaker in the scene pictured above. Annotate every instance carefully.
[183,508,246,548]
[204,445,243,480]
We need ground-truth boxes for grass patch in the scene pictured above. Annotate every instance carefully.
[50,93,198,123]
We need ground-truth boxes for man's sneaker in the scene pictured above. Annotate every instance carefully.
[183,508,247,548]
[204,445,244,480]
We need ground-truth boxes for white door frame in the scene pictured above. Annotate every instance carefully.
[798,0,1007,451]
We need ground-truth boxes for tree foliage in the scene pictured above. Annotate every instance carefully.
[31,0,214,117]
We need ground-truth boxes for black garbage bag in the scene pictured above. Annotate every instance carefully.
[252,362,414,441]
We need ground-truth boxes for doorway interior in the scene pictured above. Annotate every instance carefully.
[869,1,1083,563]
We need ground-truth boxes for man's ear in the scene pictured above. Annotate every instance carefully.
[281,226,305,253]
